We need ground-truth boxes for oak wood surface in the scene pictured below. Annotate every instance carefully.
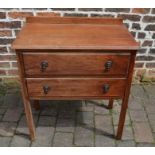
[108,99,114,109]
[12,17,139,50]
[11,17,139,140]
[116,51,136,139]
[29,96,123,100]
[23,52,130,77]
[26,78,126,98]
[16,52,35,141]
[27,17,123,25]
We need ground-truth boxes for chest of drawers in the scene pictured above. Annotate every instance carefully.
[12,17,139,141]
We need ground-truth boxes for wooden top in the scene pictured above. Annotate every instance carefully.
[12,17,139,51]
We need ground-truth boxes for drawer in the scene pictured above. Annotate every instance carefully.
[23,53,130,77]
[26,78,126,98]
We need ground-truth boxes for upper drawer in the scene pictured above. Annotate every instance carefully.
[23,52,130,77]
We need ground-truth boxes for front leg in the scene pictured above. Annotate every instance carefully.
[116,96,128,139]
[16,52,36,141]
[23,98,36,141]
[116,52,136,139]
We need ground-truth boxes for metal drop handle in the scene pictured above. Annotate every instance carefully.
[40,61,48,72]
[104,60,113,72]
[43,85,50,94]
[103,84,110,93]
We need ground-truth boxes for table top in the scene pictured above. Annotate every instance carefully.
[12,17,139,51]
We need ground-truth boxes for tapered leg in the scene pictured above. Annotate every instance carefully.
[33,100,40,111]
[108,99,114,109]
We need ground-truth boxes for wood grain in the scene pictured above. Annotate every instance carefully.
[23,52,130,77]
[16,52,36,141]
[116,51,137,139]
[12,17,139,140]
[26,78,126,98]
[108,99,114,109]
[12,17,139,50]
[26,16,123,25]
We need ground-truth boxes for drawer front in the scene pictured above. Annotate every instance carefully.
[23,53,130,77]
[27,78,126,98]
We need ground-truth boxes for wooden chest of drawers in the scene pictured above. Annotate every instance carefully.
[12,17,139,141]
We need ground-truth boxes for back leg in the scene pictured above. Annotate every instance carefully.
[108,99,114,109]
[33,100,40,111]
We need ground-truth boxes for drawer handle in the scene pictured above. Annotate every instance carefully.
[43,85,50,94]
[40,61,48,72]
[104,60,113,72]
[103,84,110,93]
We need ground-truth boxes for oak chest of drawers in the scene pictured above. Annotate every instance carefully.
[12,17,139,141]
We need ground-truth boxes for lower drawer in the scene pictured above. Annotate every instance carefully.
[26,78,126,98]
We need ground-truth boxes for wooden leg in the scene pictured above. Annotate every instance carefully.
[116,53,136,140]
[23,99,36,141]
[108,99,114,109]
[16,53,36,141]
[116,96,129,139]
[33,100,40,111]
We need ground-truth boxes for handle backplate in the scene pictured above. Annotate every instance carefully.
[104,60,113,72]
[43,85,50,94]
[40,61,48,72]
[103,84,110,93]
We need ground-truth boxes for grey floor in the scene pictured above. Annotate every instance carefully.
[0,84,155,147]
